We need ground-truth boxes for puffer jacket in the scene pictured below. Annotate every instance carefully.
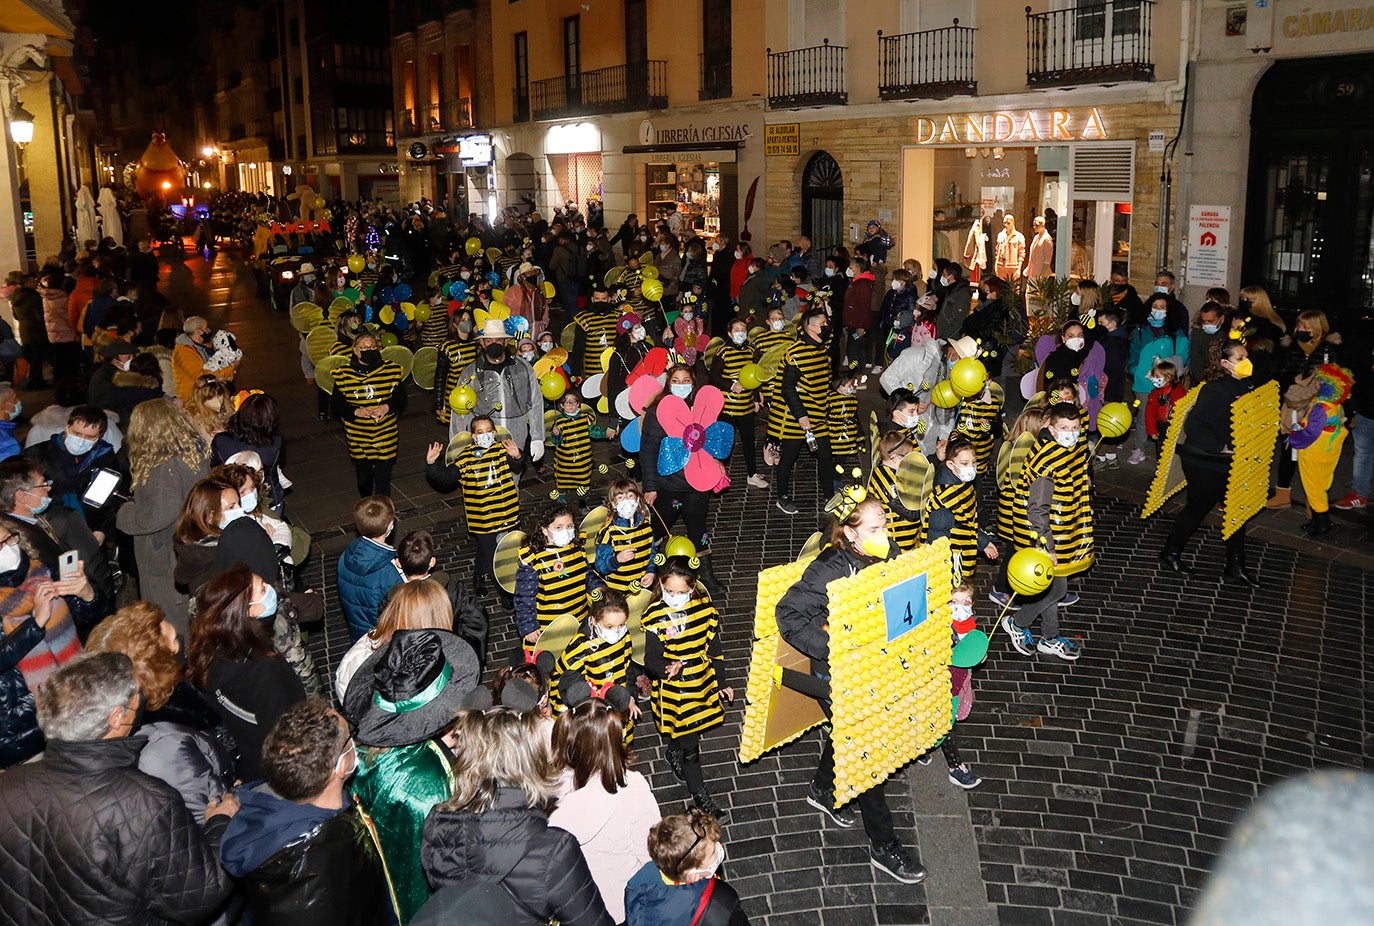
[0,735,233,925]
[136,682,238,819]
[41,286,76,343]
[0,616,46,768]
[421,786,614,926]
[336,536,399,642]
[624,861,751,926]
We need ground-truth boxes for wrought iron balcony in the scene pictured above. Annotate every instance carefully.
[879,21,977,100]
[530,61,668,120]
[1026,1,1154,87]
[700,51,732,102]
[767,41,846,109]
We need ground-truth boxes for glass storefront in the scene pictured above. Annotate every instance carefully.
[645,160,723,240]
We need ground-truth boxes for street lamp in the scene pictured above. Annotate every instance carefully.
[8,101,35,145]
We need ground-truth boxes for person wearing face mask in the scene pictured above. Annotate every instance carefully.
[839,256,877,370]
[707,320,767,488]
[609,214,641,260]
[434,309,480,426]
[331,333,408,497]
[735,257,770,321]
[1157,341,1267,586]
[449,320,545,467]
[548,390,618,505]
[1188,302,1229,385]
[0,383,21,462]
[572,283,621,377]
[594,479,658,594]
[25,405,124,543]
[188,564,309,781]
[727,242,753,302]
[504,262,551,337]
[998,403,1090,662]
[548,596,637,717]
[174,317,236,403]
[1124,295,1189,465]
[86,339,138,412]
[767,306,836,515]
[925,438,998,580]
[669,294,707,366]
[1038,320,1095,394]
[933,262,974,344]
[1272,309,1342,510]
[606,312,651,434]
[773,495,928,884]
[625,808,751,925]
[219,699,389,925]
[515,505,595,649]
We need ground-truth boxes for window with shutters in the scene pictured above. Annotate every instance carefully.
[1071,144,1134,200]
[790,0,843,49]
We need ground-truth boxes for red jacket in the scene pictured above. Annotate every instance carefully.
[729,259,750,300]
[841,272,876,329]
[1145,382,1186,439]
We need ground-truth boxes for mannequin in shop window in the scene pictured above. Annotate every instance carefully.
[1025,216,1054,281]
[994,215,1026,282]
[962,218,988,285]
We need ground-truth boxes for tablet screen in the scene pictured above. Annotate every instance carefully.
[82,469,121,507]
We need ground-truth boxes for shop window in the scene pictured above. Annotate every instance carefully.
[513,32,530,122]
[646,162,724,239]
[802,151,844,252]
[507,153,537,210]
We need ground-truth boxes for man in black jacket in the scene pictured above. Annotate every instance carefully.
[0,652,236,925]
[219,699,388,926]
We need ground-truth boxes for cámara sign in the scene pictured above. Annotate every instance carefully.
[915,108,1109,145]
[1283,7,1374,36]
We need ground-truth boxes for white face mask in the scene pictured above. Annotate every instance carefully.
[1154,285,1170,294]
[681,310,693,321]
[733,250,742,259]
[631,325,646,342]
[1149,375,1166,388]
[845,267,855,278]
[615,498,639,520]
[662,589,692,611]
[549,527,576,548]
[520,350,536,361]
[1054,429,1080,448]
[473,431,496,449]
[1202,323,1220,335]
[770,319,785,331]
[0,541,21,573]
[928,269,938,280]
[1150,308,1168,320]
[1065,337,1085,351]
[670,383,693,399]
[219,506,246,530]
[1070,292,1082,306]
[955,464,977,483]
[747,265,758,275]
[824,267,835,277]
[731,331,747,345]
[239,490,259,513]
[891,280,903,291]
[689,842,726,878]
[597,623,629,644]
[460,271,471,280]
[951,602,974,623]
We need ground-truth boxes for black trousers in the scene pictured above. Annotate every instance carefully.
[723,413,757,477]
[353,458,395,497]
[1167,456,1246,558]
[814,731,895,848]
[666,731,710,796]
[1275,433,1297,490]
[22,342,47,385]
[473,532,499,586]
[649,488,712,551]
[776,435,833,501]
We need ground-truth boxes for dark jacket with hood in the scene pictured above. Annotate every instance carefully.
[24,431,122,533]
[775,544,886,676]
[421,786,614,926]
[0,735,233,925]
[219,784,388,926]
[624,861,750,926]
[337,535,399,642]
[136,681,238,819]
[934,278,973,342]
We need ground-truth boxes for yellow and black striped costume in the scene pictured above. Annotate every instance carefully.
[767,338,831,441]
[435,338,479,424]
[925,479,981,578]
[550,630,633,711]
[329,339,353,358]
[752,327,795,413]
[452,445,520,535]
[956,395,1002,474]
[419,309,448,350]
[494,253,521,279]
[867,463,922,551]
[713,343,760,419]
[332,361,404,460]
[575,311,619,375]
[642,596,724,738]
[828,392,861,456]
[1010,435,1094,575]
[517,541,592,631]
[596,516,655,593]
[549,411,608,494]
[357,269,379,297]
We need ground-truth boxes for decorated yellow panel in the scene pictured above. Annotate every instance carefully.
[1141,384,1202,520]
[1223,381,1279,539]
[739,557,822,764]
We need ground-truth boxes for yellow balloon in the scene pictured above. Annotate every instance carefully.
[738,363,763,391]
[379,331,399,348]
[641,278,664,302]
[540,372,566,400]
[664,535,696,559]
[542,281,556,299]
[414,303,433,323]
[465,237,482,256]
[1007,548,1054,596]
[1096,401,1133,439]
[346,254,365,274]
[379,306,395,325]
[950,358,988,398]
[931,381,961,409]
[449,384,477,413]
[640,265,659,280]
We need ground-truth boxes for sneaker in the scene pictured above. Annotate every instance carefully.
[807,785,857,828]
[747,473,770,489]
[1333,492,1368,511]
[988,590,1021,612]
[689,792,729,824]
[1127,449,1147,465]
[1060,590,1080,607]
[1002,615,1036,656]
[1103,453,1119,469]
[916,751,934,766]
[1037,636,1082,661]
[870,842,928,884]
[776,497,799,515]
[948,764,983,789]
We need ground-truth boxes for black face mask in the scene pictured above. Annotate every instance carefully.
[1295,330,1313,343]
[359,349,382,367]
[816,325,831,341]
[485,344,507,361]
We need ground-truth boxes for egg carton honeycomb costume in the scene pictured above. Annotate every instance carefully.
[740,540,955,804]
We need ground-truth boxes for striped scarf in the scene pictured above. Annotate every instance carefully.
[1,561,80,689]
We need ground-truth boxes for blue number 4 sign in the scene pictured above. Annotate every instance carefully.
[883,572,929,643]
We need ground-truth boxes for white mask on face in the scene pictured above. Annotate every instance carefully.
[733,250,743,259]
[0,542,21,573]
[632,325,646,342]
[845,267,855,278]
[824,267,835,277]
[615,498,639,520]
[549,527,576,548]
[597,623,629,644]
[891,280,903,291]
[731,331,748,345]
[239,490,259,513]
[955,465,977,483]
[681,310,693,321]
[520,350,536,361]
[670,383,693,399]
[1054,428,1080,448]
[1070,292,1082,306]
[770,319,785,331]
[473,431,496,449]
[662,589,692,611]
[1148,375,1166,388]
[747,265,758,275]
[1065,337,1085,351]
[1154,285,1170,294]
[928,269,938,280]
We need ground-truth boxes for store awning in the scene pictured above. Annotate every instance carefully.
[621,142,742,157]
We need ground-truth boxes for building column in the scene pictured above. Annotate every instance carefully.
[0,107,25,273]
[24,77,68,259]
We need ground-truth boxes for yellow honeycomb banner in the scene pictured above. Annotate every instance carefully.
[1141,384,1202,520]
[1223,381,1280,539]
[739,557,823,764]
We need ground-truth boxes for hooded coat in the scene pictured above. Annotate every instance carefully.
[623,862,750,926]
[336,536,399,642]
[115,456,209,636]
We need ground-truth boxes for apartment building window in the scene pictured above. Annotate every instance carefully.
[454,44,477,128]
[564,16,582,102]
[427,51,442,130]
[403,58,418,132]
[513,31,530,121]
[790,0,842,47]
[292,77,303,104]
[701,0,732,100]
[288,18,299,46]
[626,0,648,72]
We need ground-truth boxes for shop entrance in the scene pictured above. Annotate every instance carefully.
[802,151,844,252]
[1245,53,1374,327]
[507,153,537,212]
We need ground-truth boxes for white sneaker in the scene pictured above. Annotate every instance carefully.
[1127,449,1147,466]
[746,474,770,489]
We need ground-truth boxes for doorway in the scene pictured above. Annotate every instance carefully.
[802,151,844,253]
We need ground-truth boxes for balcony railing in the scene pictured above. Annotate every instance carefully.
[699,51,732,101]
[401,98,475,135]
[1026,1,1154,87]
[530,61,668,120]
[879,21,977,100]
[767,41,846,109]
[446,96,474,129]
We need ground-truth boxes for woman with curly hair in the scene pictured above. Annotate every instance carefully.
[185,375,235,442]
[115,399,210,633]
[86,600,236,816]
